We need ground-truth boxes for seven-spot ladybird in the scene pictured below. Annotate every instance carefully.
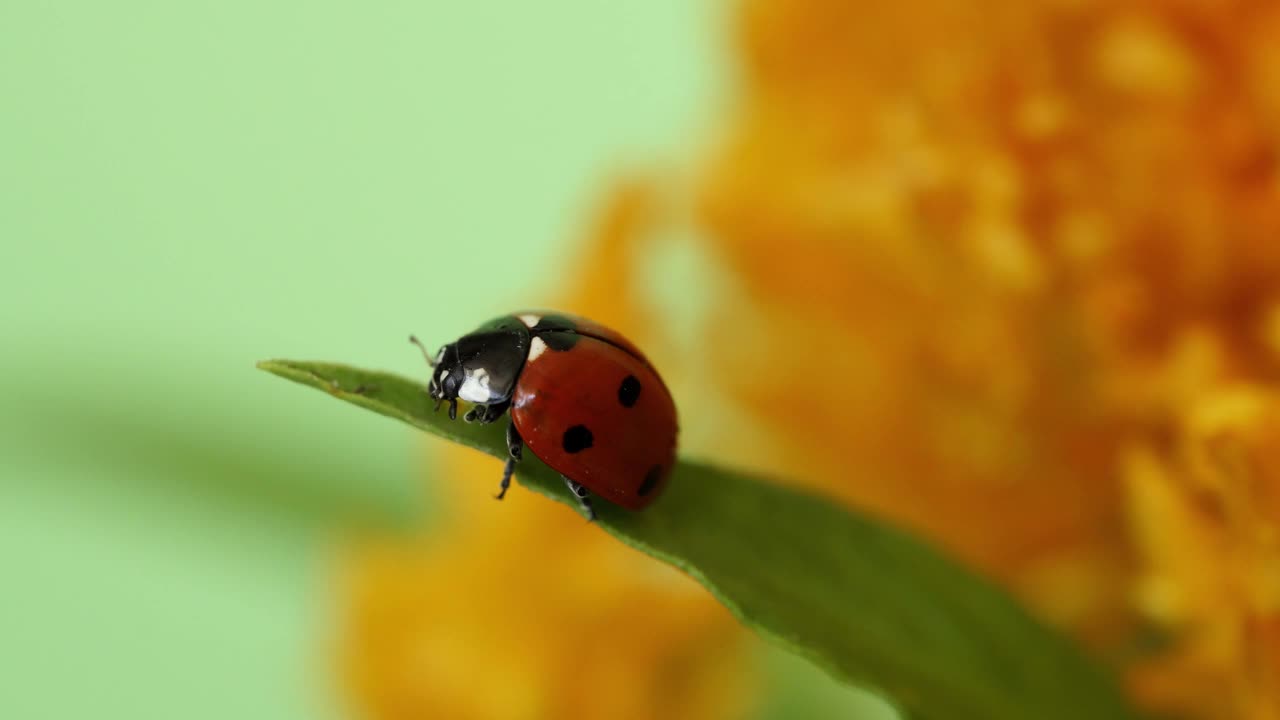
[411,312,678,519]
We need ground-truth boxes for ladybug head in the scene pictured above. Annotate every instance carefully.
[411,322,527,423]
[411,336,463,420]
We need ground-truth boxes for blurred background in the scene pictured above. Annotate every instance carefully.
[5,1,1280,719]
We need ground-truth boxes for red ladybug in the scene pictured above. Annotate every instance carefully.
[411,312,678,519]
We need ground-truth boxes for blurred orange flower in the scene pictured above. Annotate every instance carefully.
[693,0,1280,718]
[343,1,1280,719]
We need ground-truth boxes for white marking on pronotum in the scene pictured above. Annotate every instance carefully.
[440,370,450,380]
[518,314,541,328]
[527,336,549,362]
[458,367,493,403]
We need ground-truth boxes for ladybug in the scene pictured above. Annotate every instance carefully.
[410,312,678,519]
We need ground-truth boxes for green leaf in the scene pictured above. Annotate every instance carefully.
[258,359,1144,720]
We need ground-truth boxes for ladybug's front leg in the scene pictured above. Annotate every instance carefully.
[465,401,510,424]
[495,420,523,500]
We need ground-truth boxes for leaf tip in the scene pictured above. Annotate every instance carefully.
[255,359,296,379]
[256,358,325,390]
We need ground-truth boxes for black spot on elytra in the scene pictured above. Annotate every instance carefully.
[539,331,580,351]
[617,375,641,407]
[638,465,662,497]
[562,425,594,453]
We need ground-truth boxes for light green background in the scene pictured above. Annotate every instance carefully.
[1,2,892,718]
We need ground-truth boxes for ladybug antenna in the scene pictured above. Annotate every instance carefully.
[409,334,435,367]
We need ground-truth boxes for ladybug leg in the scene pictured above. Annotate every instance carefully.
[495,420,523,500]
[465,401,510,424]
[484,400,510,423]
[561,476,596,521]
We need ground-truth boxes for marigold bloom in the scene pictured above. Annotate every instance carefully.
[693,0,1280,717]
